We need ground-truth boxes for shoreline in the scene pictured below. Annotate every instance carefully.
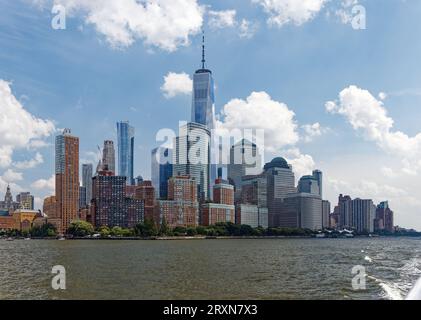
[2,235,420,241]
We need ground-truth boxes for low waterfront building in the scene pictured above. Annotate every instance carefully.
[236,204,268,228]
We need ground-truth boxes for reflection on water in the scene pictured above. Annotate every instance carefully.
[0,238,420,300]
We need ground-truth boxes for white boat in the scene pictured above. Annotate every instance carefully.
[6,237,14,241]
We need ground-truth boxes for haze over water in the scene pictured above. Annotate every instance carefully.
[0,238,420,300]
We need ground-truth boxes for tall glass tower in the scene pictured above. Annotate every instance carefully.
[117,121,135,185]
[191,32,217,196]
[191,33,215,131]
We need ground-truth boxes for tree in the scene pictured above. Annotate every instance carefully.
[159,217,170,236]
[30,223,57,237]
[97,226,110,238]
[67,221,94,237]
[134,218,158,237]
[186,227,197,236]
[240,224,254,236]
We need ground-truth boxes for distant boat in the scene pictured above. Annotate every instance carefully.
[24,238,31,241]
[58,237,66,241]
[6,237,14,241]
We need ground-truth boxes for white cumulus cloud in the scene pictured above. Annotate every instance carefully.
[217,91,299,153]
[0,80,55,168]
[1,169,23,183]
[37,0,204,51]
[253,0,328,27]
[326,85,421,175]
[301,122,326,142]
[13,152,44,169]
[31,175,55,192]
[208,10,237,29]
[161,72,193,98]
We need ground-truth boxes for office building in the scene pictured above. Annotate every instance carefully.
[298,170,323,197]
[236,204,268,229]
[264,157,296,227]
[228,139,262,201]
[322,200,331,229]
[82,163,93,207]
[173,122,210,201]
[151,147,173,199]
[16,192,34,210]
[375,201,394,233]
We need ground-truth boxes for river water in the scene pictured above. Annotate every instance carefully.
[0,238,420,300]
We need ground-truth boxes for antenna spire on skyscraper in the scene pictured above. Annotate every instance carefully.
[202,29,205,69]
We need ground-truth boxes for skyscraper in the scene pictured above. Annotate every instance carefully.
[228,139,262,202]
[102,140,116,174]
[55,128,79,234]
[16,192,34,210]
[173,122,210,201]
[298,170,323,197]
[264,157,297,228]
[191,32,215,131]
[117,121,135,185]
[335,195,375,233]
[375,201,394,233]
[151,147,173,199]
[82,163,93,207]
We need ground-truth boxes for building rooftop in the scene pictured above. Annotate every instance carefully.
[264,157,290,170]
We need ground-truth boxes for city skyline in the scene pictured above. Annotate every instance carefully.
[1,1,421,229]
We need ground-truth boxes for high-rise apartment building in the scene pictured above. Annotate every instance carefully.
[117,121,135,185]
[92,170,144,228]
[55,128,79,234]
[135,181,156,223]
[335,195,375,233]
[157,176,199,228]
[102,140,116,174]
[151,147,173,199]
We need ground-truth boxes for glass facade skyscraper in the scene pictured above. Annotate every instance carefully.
[191,34,216,131]
[173,122,211,201]
[82,163,93,207]
[151,147,173,199]
[116,121,135,185]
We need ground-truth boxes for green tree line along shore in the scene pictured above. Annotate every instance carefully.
[1,219,421,239]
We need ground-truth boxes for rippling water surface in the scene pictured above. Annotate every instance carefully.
[0,238,420,300]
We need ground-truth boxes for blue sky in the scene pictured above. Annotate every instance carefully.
[1,0,421,229]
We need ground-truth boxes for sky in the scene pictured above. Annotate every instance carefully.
[0,0,421,229]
